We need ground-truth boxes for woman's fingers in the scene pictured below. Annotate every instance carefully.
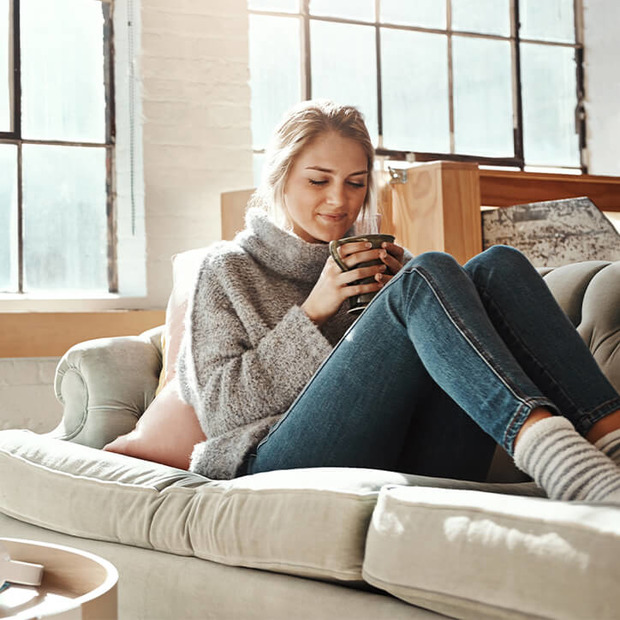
[337,241,406,275]
[344,279,384,299]
[326,243,406,305]
[380,242,405,274]
[382,241,405,260]
[339,264,386,285]
[337,244,381,268]
[337,241,372,259]
[379,251,401,274]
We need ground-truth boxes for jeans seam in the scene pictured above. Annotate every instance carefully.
[410,266,533,402]
[408,266,548,451]
[252,305,366,459]
[574,397,620,433]
[474,282,620,434]
[478,285,576,402]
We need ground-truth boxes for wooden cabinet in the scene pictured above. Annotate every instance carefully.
[381,162,620,264]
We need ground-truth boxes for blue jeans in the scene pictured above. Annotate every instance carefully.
[248,246,620,481]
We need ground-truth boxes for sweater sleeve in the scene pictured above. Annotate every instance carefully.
[177,257,333,438]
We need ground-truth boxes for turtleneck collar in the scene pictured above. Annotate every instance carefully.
[236,208,339,284]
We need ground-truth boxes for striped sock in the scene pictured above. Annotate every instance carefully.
[513,416,620,503]
[595,429,620,467]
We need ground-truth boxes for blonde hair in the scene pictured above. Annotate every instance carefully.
[251,100,375,228]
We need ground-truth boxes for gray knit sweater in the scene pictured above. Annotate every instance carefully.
[177,208,357,479]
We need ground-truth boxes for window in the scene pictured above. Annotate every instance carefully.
[0,0,114,294]
[248,0,584,181]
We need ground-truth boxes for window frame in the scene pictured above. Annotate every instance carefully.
[249,0,586,172]
[0,0,117,294]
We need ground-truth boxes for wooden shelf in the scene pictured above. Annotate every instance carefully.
[479,168,620,211]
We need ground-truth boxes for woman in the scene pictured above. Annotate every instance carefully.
[178,100,620,503]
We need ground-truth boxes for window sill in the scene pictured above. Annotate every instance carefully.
[0,293,155,312]
[0,310,166,358]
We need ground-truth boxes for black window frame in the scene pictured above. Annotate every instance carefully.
[249,0,586,172]
[0,0,117,294]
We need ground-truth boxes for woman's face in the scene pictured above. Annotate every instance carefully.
[282,131,369,244]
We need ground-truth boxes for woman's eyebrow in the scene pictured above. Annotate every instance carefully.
[305,166,368,175]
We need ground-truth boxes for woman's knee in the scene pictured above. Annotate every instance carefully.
[465,245,530,275]
[407,251,461,274]
[386,252,463,305]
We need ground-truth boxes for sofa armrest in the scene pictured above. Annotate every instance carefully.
[50,326,163,449]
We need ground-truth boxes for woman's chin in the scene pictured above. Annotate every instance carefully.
[295,221,353,244]
[317,231,347,244]
[318,224,353,243]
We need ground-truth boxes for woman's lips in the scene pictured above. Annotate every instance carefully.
[319,213,346,221]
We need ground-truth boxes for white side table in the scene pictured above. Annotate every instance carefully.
[0,538,118,619]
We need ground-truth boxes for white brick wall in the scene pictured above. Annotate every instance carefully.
[141,0,253,307]
[0,358,62,432]
[583,0,620,176]
[2,0,253,431]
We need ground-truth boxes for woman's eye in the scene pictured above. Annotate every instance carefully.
[309,179,328,186]
[348,181,366,188]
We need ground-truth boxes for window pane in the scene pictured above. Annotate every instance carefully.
[452,0,511,36]
[250,15,301,150]
[0,0,10,131]
[311,21,378,143]
[453,36,514,157]
[21,0,106,142]
[520,0,575,43]
[381,29,449,152]
[521,43,579,167]
[249,0,299,12]
[0,144,17,292]
[310,0,374,22]
[22,145,108,291]
[380,0,446,29]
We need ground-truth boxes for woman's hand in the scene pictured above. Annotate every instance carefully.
[377,240,406,280]
[301,240,406,326]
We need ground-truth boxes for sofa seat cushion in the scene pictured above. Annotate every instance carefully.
[363,485,620,619]
[0,431,542,585]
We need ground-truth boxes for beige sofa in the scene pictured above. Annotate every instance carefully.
[1,257,619,620]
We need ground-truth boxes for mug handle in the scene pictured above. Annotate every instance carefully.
[329,239,352,272]
[0,543,44,587]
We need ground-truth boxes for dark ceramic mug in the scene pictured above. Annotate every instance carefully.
[329,233,395,314]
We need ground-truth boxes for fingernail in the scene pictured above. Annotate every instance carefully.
[365,242,372,249]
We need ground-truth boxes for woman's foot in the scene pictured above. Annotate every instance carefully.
[514,416,620,504]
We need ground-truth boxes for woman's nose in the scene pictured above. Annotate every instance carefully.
[326,183,346,206]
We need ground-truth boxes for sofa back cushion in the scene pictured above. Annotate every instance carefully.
[161,248,211,384]
[541,260,619,392]
[103,248,210,469]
